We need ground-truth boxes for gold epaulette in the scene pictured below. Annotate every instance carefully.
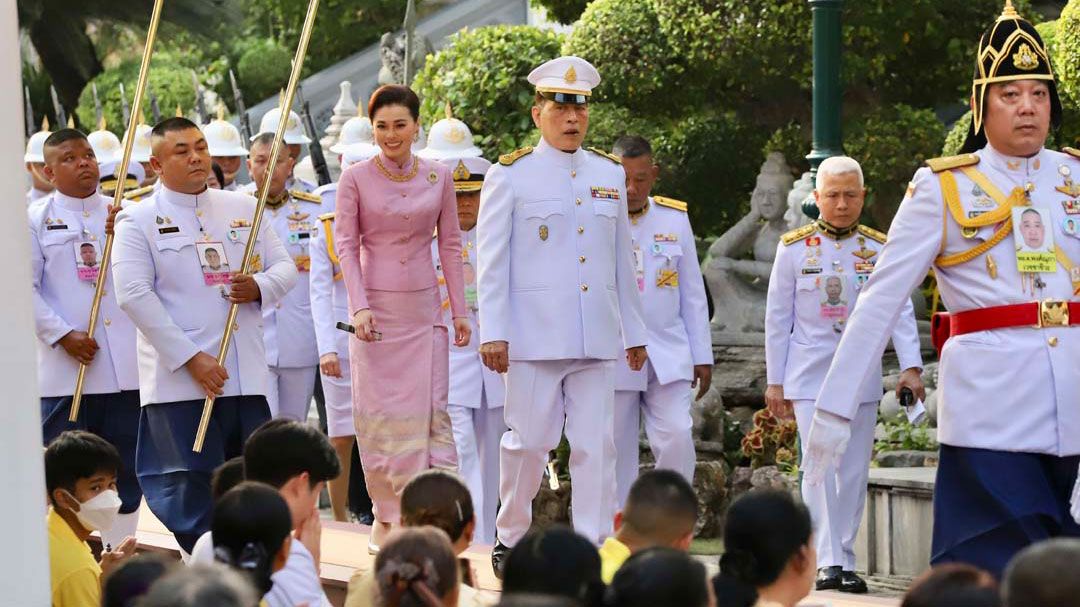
[925,153,979,173]
[1064,147,1080,160]
[123,185,155,201]
[290,189,322,204]
[781,223,817,246]
[499,146,534,166]
[857,224,887,244]
[587,147,622,164]
[653,196,688,212]
[317,212,335,222]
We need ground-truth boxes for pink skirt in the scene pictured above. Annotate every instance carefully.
[349,286,457,523]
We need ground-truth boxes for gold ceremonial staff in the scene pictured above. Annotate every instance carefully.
[193,0,322,452]
[70,0,166,422]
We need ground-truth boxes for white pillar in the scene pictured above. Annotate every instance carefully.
[1,0,50,602]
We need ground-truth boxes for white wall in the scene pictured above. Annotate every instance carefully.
[1,0,50,602]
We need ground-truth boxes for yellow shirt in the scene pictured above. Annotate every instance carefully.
[599,537,632,584]
[47,507,102,607]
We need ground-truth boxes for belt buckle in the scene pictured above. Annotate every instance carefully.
[1037,300,1069,328]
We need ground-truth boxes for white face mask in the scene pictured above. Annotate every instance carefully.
[64,489,121,532]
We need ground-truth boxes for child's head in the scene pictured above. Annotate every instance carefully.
[609,547,711,607]
[503,526,604,607]
[375,526,460,607]
[45,430,123,532]
[401,470,475,552]
[139,562,259,607]
[211,482,293,596]
[102,553,175,607]
[243,419,341,527]
[617,469,698,551]
[211,456,246,503]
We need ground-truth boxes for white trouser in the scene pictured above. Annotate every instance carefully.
[100,511,140,550]
[794,399,877,570]
[320,358,354,438]
[496,359,616,547]
[267,366,317,422]
[614,373,695,508]
[448,396,506,545]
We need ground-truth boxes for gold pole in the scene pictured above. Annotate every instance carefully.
[193,0,322,451]
[70,0,166,422]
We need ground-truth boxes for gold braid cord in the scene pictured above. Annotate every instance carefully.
[934,168,1027,267]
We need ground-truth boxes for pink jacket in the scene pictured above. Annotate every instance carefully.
[335,153,466,318]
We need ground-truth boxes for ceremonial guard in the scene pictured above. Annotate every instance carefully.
[477,56,648,573]
[610,135,711,507]
[89,123,145,197]
[30,128,142,549]
[247,132,322,421]
[766,156,924,592]
[803,2,1080,578]
[420,107,507,544]
[112,118,296,552]
[123,122,157,188]
[310,144,377,522]
[252,104,316,194]
[24,118,54,206]
[204,108,249,192]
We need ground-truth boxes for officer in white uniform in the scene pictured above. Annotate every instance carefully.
[247,132,322,422]
[205,107,249,192]
[803,3,1080,579]
[765,156,924,593]
[30,128,142,549]
[610,135,712,508]
[478,56,649,573]
[24,118,54,206]
[310,144,377,523]
[421,109,507,544]
[252,105,316,194]
[112,117,296,552]
[122,121,157,189]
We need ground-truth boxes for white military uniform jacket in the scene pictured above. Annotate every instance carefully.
[29,192,139,397]
[477,138,648,359]
[766,221,923,403]
[814,145,1080,455]
[261,190,322,368]
[433,228,505,408]
[309,198,349,362]
[27,187,51,207]
[112,186,297,405]
[615,196,712,391]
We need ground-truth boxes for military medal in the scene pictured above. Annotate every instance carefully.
[1063,199,1080,215]
[656,269,679,288]
[539,225,549,241]
[854,261,874,274]
[852,237,876,260]
[986,254,998,279]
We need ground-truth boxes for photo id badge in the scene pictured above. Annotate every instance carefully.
[633,245,645,292]
[1012,207,1058,273]
[74,240,101,282]
[819,274,850,321]
[197,241,232,286]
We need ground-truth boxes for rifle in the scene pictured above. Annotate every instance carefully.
[50,85,66,127]
[92,83,103,127]
[149,89,162,124]
[191,71,208,125]
[119,83,131,128]
[24,86,34,137]
[229,69,253,141]
[296,84,331,185]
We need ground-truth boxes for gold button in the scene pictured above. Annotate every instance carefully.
[576,198,582,205]
[579,256,586,263]
[581,284,588,292]
[232,322,239,331]
[571,170,577,178]
[1049,336,1059,347]
[577,226,585,234]
[103,319,111,327]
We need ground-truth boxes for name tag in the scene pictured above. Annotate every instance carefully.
[158,226,180,234]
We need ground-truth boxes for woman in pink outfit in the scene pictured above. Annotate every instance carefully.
[334,84,470,549]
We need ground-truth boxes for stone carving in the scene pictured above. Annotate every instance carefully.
[784,170,816,230]
[378,31,434,86]
[322,81,357,180]
[704,152,795,340]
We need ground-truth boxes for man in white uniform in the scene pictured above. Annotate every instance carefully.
[204,109,248,192]
[251,105,316,194]
[803,3,1080,578]
[610,135,711,507]
[478,56,649,575]
[765,155,924,592]
[25,118,54,206]
[112,117,296,552]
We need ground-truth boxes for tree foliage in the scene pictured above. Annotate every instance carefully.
[412,25,564,159]
[529,0,590,25]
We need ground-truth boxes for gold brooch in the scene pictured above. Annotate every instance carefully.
[539,225,549,241]
[1012,43,1039,71]
[428,171,439,184]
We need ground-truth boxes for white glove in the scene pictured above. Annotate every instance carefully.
[1069,462,1080,524]
[801,409,852,487]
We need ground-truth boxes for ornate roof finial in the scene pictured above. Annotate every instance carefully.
[217,102,226,121]
[445,101,453,120]
[999,0,1021,21]
[41,116,49,131]
[67,115,74,128]
[175,105,184,118]
[98,116,106,131]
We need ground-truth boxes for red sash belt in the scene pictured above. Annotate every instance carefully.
[931,301,1080,356]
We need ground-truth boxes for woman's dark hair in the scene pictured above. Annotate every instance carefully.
[375,526,459,607]
[503,526,604,607]
[102,553,174,607]
[903,563,1000,607]
[369,84,421,122]
[713,490,813,607]
[211,481,293,596]
[401,469,474,543]
[211,456,246,502]
[607,547,709,607]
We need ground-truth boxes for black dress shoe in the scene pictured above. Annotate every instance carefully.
[355,512,375,526]
[491,541,510,580]
[839,570,868,594]
[815,566,842,591]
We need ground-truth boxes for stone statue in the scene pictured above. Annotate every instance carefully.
[704,152,794,338]
[377,0,434,87]
[784,171,816,230]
